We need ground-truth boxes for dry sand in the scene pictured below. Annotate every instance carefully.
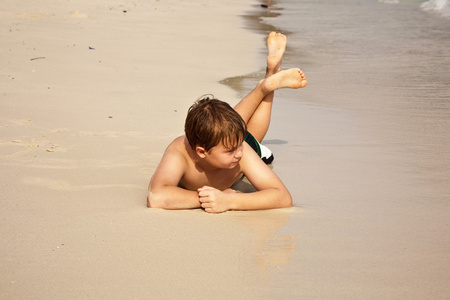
[1,0,450,299]
[0,0,269,298]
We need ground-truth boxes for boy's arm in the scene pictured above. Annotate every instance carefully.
[198,143,292,213]
[147,140,201,209]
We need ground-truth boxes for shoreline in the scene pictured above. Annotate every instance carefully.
[220,1,283,99]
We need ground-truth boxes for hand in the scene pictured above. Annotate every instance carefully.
[197,186,234,213]
[222,188,237,194]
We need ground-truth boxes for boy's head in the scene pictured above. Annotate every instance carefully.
[185,95,247,152]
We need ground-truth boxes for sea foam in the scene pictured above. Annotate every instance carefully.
[421,0,450,17]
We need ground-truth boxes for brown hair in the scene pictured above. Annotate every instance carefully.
[185,95,247,152]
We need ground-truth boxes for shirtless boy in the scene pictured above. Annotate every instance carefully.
[148,32,307,213]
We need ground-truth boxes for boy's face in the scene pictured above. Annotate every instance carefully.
[202,141,244,169]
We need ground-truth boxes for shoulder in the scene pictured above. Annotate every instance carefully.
[162,136,189,162]
[151,136,190,186]
[167,135,187,149]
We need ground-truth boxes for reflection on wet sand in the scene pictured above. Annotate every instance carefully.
[228,206,299,273]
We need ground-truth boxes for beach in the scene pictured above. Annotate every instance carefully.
[1,0,450,299]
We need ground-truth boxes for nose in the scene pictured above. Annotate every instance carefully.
[234,144,244,159]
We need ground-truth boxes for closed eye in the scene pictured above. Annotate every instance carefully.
[227,143,243,153]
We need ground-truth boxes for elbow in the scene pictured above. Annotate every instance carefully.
[147,191,168,209]
[279,190,293,208]
[285,195,293,208]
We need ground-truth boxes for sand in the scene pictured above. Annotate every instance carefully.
[0,0,265,298]
[1,0,450,299]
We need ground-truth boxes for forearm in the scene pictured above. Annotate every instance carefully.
[229,188,292,211]
[148,186,201,209]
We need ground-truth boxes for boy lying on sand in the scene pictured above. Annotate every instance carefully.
[148,32,307,213]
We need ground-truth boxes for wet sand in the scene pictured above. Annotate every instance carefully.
[223,0,450,298]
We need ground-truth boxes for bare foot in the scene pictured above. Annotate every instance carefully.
[262,68,307,93]
[266,32,287,76]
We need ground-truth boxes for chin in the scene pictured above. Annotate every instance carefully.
[229,161,239,168]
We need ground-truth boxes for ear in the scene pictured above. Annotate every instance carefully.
[196,146,207,158]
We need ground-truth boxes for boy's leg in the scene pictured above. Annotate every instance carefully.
[234,33,307,142]
[234,32,285,142]
[235,68,307,121]
[245,32,285,142]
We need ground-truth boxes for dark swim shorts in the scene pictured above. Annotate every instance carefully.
[244,132,274,164]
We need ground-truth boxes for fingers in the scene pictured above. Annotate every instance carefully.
[200,202,211,208]
[197,189,215,211]
[203,206,220,214]
[198,185,217,198]
[197,185,214,193]
[198,190,209,198]
[197,186,227,214]
[199,199,216,212]
[198,187,212,204]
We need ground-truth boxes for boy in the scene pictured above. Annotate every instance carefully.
[148,32,307,213]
